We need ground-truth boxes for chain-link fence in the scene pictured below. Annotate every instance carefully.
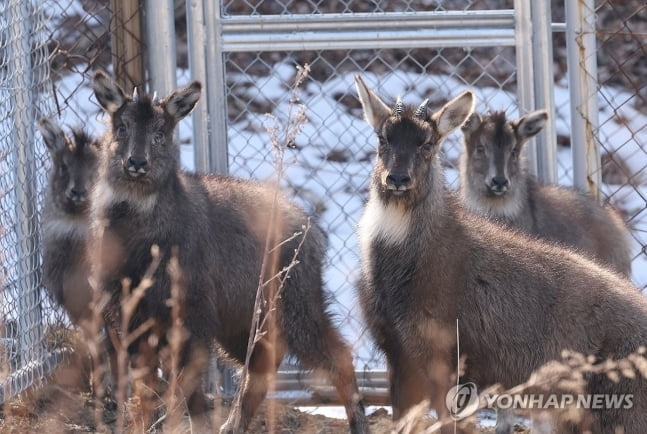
[213,1,533,375]
[1,0,646,407]
[0,1,58,403]
[0,0,148,403]
[549,0,647,291]
[592,0,647,290]
[223,48,523,370]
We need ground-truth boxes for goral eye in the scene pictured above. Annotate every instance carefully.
[152,131,164,144]
[510,148,520,158]
[116,125,128,138]
[377,136,387,147]
[476,144,486,154]
[420,142,433,152]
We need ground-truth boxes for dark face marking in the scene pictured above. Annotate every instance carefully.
[463,111,521,197]
[355,75,475,209]
[92,73,202,200]
[49,130,101,215]
[105,94,178,196]
[373,107,440,207]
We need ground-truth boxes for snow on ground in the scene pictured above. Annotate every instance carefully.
[299,404,504,431]
[300,405,390,419]
[295,404,390,422]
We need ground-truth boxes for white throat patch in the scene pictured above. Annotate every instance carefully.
[93,180,158,216]
[358,196,412,250]
[43,217,88,240]
[461,186,524,220]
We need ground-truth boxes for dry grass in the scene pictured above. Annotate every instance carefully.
[0,388,396,434]
[225,63,312,433]
[7,336,646,433]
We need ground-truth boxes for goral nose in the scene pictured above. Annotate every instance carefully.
[490,176,509,189]
[68,187,87,202]
[386,173,412,189]
[126,156,149,174]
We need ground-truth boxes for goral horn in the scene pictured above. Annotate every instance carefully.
[393,96,404,116]
[415,99,429,119]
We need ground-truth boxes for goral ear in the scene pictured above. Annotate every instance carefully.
[461,112,482,135]
[38,118,66,154]
[512,109,548,140]
[162,81,202,122]
[432,90,475,138]
[71,129,101,152]
[92,70,128,114]
[354,74,392,132]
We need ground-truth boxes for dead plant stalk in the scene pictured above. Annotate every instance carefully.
[227,64,312,433]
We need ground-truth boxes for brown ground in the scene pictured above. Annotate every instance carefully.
[0,380,530,433]
[0,397,491,434]
[0,333,527,433]
[0,389,392,433]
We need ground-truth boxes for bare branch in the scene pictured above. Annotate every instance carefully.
[227,64,312,433]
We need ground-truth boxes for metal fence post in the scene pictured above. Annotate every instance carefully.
[530,0,557,183]
[144,0,177,96]
[186,0,234,396]
[204,0,229,175]
[565,0,601,199]
[7,0,43,369]
[205,0,236,396]
[514,0,538,177]
[186,0,229,175]
[186,0,211,173]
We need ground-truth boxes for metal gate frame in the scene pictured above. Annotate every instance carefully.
[185,1,563,183]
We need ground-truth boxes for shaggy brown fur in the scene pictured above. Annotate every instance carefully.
[91,71,367,433]
[39,119,100,323]
[460,110,631,276]
[355,75,647,434]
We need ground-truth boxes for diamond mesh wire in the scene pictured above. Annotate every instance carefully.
[222,0,513,15]
[43,0,113,131]
[552,0,647,291]
[1,0,147,403]
[593,0,647,291]
[0,0,59,402]
[223,44,518,367]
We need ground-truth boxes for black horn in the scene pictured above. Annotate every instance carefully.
[393,96,404,116]
[415,99,429,119]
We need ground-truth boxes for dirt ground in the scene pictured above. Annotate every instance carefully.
[0,344,530,433]
[1,382,530,433]
[0,336,523,433]
[0,387,395,433]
